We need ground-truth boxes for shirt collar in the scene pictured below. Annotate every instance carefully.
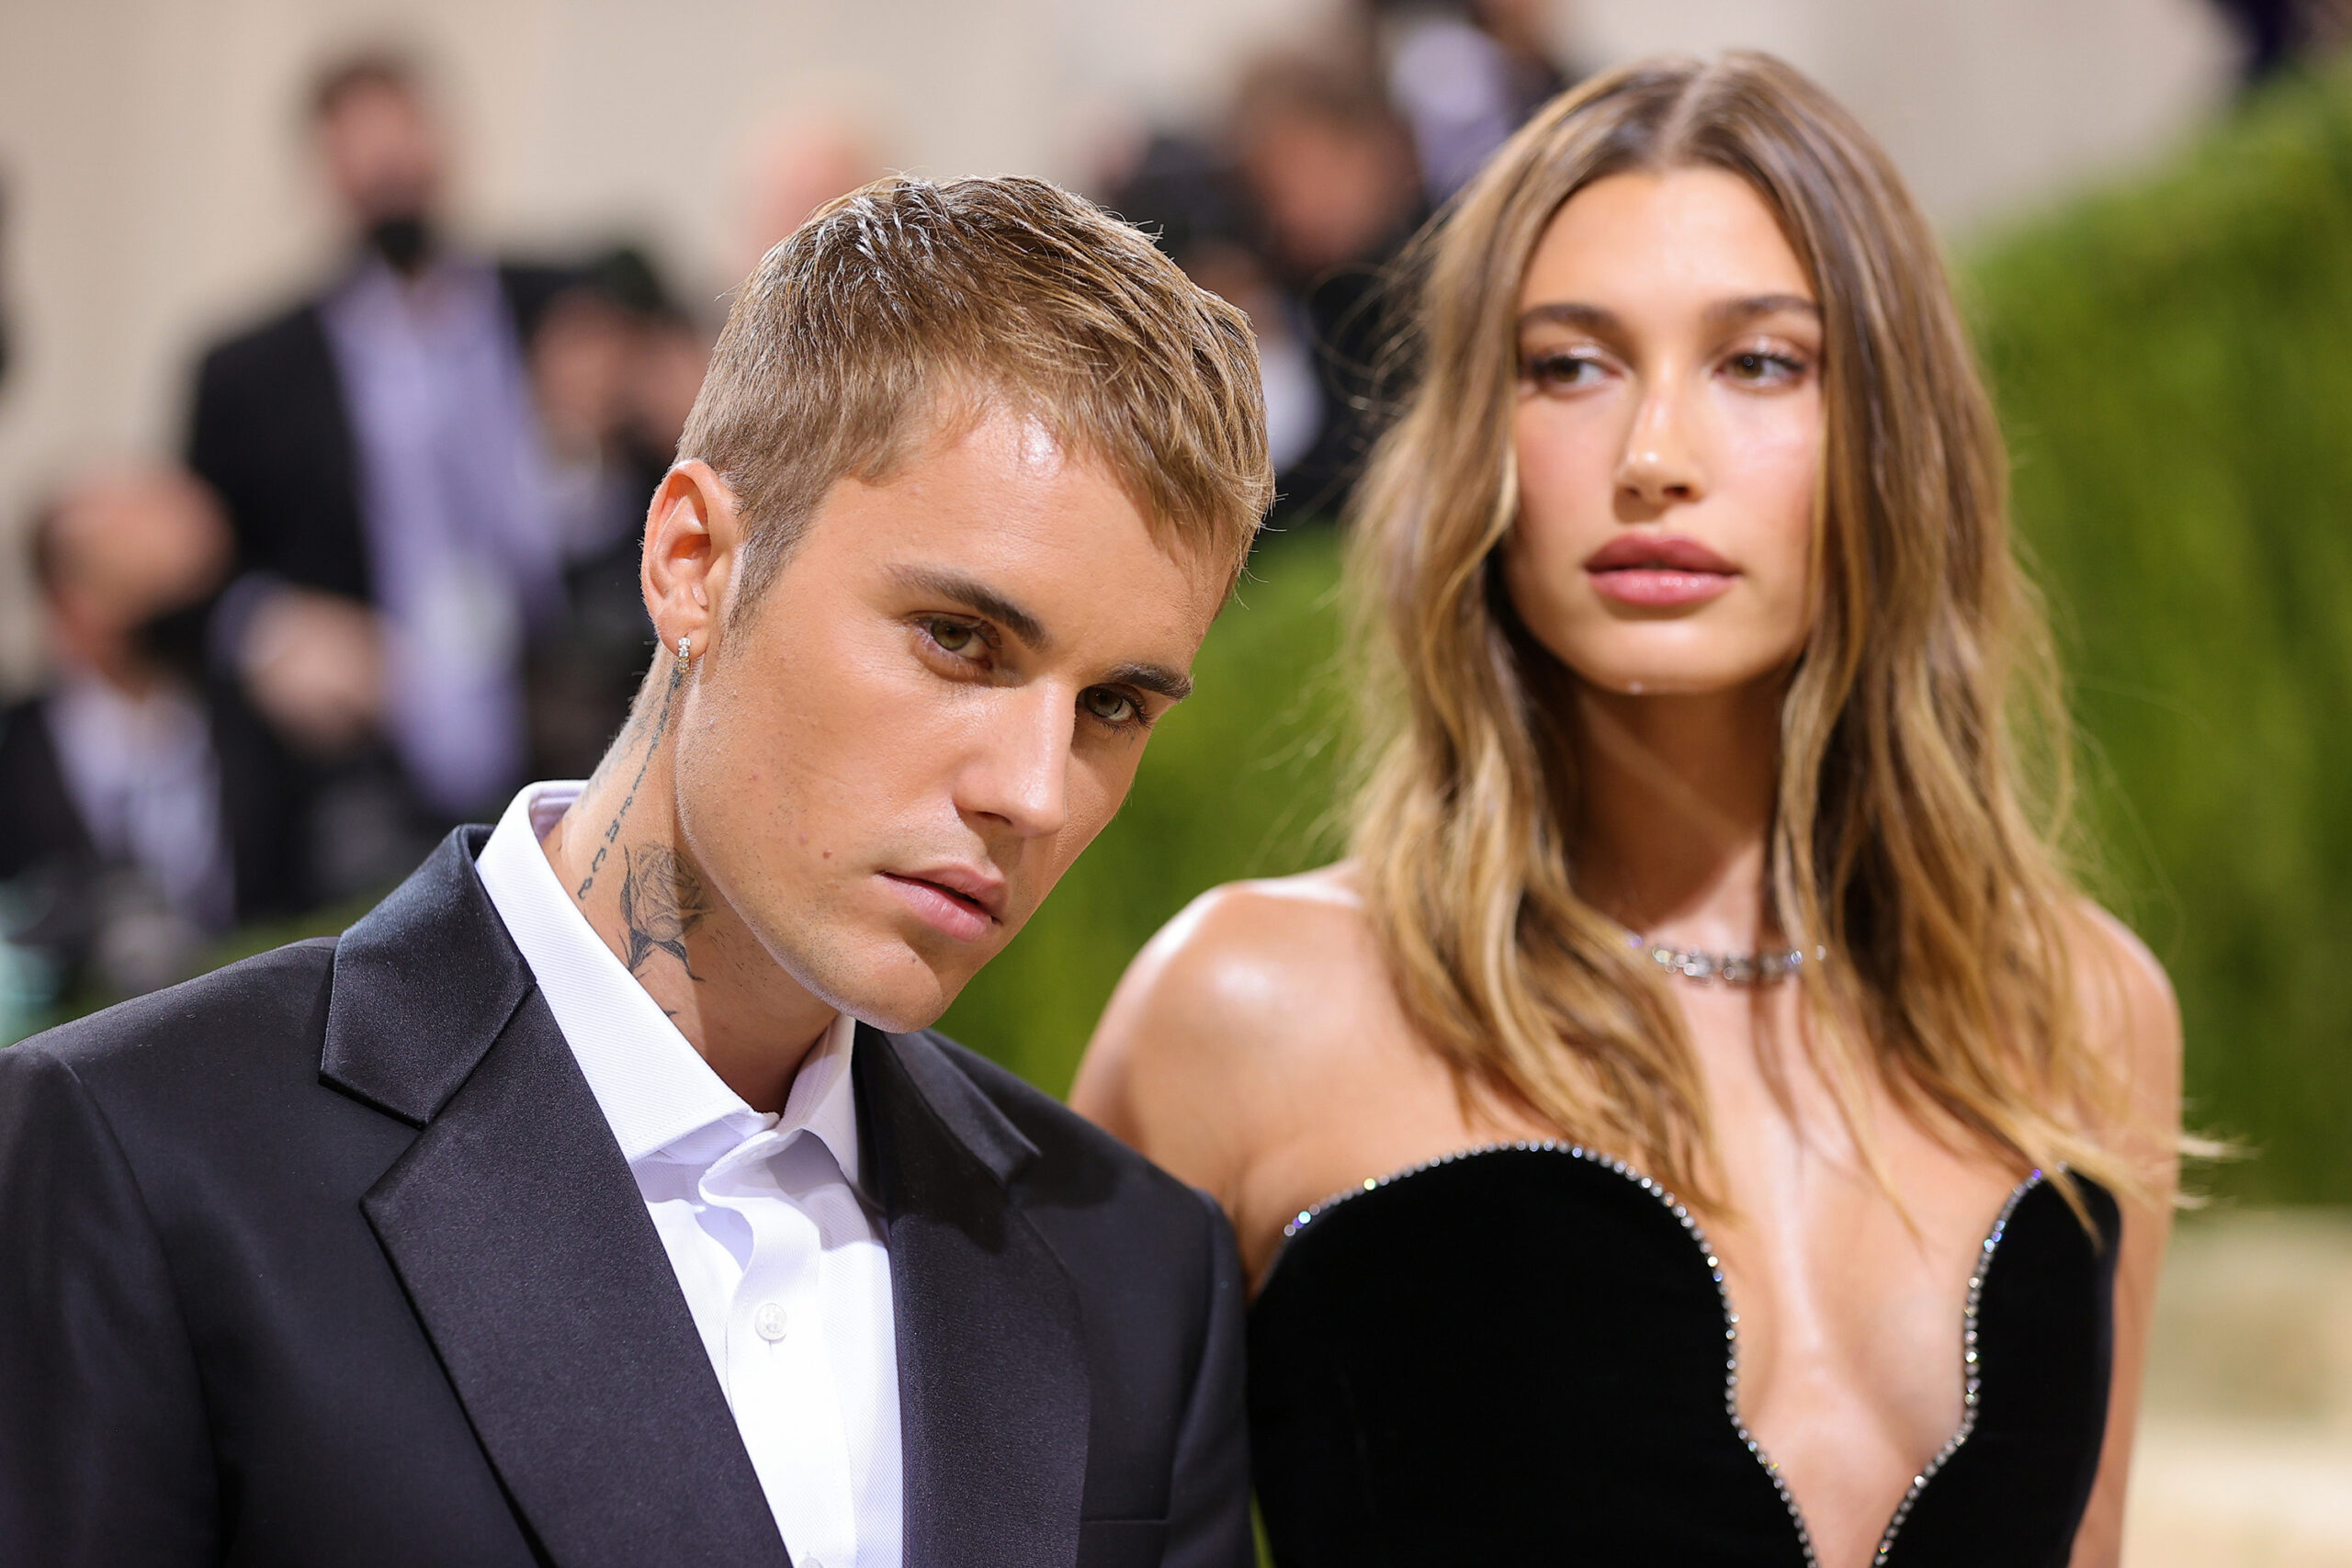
[472,781,864,1192]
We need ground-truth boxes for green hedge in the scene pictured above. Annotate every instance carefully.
[947,63,2352,1203]
[1968,62,2352,1204]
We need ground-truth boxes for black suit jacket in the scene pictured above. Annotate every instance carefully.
[0,829,1250,1568]
[187,264,573,603]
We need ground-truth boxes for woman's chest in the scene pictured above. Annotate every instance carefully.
[1683,997,2033,1463]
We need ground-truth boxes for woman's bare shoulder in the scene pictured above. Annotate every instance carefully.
[1069,863,1398,1189]
[2066,898,2183,1154]
[1083,863,1391,1088]
[2069,902,2179,1056]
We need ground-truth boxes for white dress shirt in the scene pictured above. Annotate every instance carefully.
[475,782,901,1568]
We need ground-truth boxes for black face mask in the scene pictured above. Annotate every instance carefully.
[129,600,212,684]
[367,214,434,276]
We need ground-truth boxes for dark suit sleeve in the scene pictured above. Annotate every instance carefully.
[186,311,370,602]
[1161,1188,1256,1568]
[0,1044,217,1567]
[187,341,263,571]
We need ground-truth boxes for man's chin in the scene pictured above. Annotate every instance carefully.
[804,939,980,1037]
[752,898,998,1035]
[844,990,954,1038]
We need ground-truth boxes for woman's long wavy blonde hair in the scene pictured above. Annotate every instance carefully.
[1349,51,2133,1212]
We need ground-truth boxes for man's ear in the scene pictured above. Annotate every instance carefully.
[641,459,741,661]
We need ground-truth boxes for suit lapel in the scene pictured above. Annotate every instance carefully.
[326,830,789,1568]
[860,1026,1091,1568]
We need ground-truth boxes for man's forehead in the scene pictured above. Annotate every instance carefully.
[844,410,1222,588]
[890,392,1226,574]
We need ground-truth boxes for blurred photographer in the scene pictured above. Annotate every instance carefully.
[188,49,571,897]
[0,470,298,1001]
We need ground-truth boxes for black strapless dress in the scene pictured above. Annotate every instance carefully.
[1248,1144,2120,1567]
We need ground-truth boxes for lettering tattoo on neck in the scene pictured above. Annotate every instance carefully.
[575,659,684,900]
[616,843,708,980]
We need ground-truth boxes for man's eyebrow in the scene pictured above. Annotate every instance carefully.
[1102,661,1193,704]
[888,565,1050,649]
[887,564,1192,701]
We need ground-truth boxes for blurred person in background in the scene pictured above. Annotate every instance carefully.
[187,48,573,902]
[1097,135,1329,484]
[527,109,882,782]
[1369,0,1573,204]
[526,245,709,781]
[1227,51,1422,524]
[2209,0,2352,81]
[1106,8,1569,531]
[0,470,299,1007]
[1079,55,2179,1567]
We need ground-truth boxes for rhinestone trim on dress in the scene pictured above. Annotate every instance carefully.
[1869,1168,2045,1565]
[1276,1144,2047,1568]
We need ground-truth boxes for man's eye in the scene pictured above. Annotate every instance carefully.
[926,619,979,656]
[1080,687,1139,727]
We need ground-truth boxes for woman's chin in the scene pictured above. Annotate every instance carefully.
[1564,660,1791,701]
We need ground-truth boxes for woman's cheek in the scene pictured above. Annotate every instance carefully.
[1512,412,1617,568]
[1734,421,1820,654]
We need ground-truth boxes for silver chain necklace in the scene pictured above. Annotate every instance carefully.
[1622,929,1820,986]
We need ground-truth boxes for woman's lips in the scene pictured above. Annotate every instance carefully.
[1584,534,1738,607]
[1587,569,1737,607]
[879,873,996,943]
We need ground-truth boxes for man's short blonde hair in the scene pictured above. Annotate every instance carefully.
[679,175,1273,611]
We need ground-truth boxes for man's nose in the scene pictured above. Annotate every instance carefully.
[956,686,1073,841]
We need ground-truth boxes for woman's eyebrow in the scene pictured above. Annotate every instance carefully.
[1517,301,1619,333]
[1704,293,1821,329]
[1516,296,1821,335]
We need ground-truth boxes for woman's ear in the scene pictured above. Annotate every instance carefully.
[640,459,741,660]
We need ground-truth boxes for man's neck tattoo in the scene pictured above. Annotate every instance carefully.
[575,660,684,900]
[616,842,708,981]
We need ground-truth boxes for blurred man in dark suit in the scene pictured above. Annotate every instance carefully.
[189,50,571,897]
[0,470,298,1002]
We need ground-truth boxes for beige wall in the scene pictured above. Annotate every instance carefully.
[1574,0,2234,231]
[0,0,2233,685]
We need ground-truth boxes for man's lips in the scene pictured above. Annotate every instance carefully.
[878,866,1006,944]
[1583,533,1738,607]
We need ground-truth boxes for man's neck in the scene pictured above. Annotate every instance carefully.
[538,673,836,1113]
[51,637,168,702]
[1565,675,1785,953]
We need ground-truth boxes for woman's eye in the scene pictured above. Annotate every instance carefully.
[926,618,979,656]
[1080,687,1139,727]
[1524,351,1604,391]
[1724,350,1806,385]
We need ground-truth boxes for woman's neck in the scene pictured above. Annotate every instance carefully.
[1565,676,1786,953]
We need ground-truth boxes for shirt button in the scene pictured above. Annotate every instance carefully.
[753,1301,788,1342]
